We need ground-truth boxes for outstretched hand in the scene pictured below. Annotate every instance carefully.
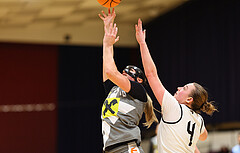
[135,18,146,44]
[103,22,119,46]
[99,8,116,30]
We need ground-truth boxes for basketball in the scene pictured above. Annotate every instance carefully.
[97,0,121,8]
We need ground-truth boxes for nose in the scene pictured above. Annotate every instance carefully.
[177,87,182,91]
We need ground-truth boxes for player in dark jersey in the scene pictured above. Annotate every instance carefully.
[99,9,158,153]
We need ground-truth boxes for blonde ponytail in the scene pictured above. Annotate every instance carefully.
[143,94,159,128]
[201,101,218,116]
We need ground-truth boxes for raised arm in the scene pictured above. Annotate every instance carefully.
[135,18,165,105]
[99,9,131,92]
[99,8,116,82]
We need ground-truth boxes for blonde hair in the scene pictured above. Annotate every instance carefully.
[190,82,218,115]
[143,94,159,128]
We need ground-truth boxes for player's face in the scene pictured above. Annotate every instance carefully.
[122,70,135,81]
[174,83,195,104]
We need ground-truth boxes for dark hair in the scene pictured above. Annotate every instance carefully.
[190,83,217,115]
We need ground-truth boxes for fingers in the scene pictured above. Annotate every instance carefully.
[113,23,116,30]
[102,10,107,18]
[104,22,119,45]
[138,18,142,23]
[98,14,104,20]
[135,18,146,34]
[108,23,114,34]
[109,8,115,15]
[99,8,116,21]
[105,23,118,35]
[104,8,116,17]
[104,24,108,32]
[115,36,120,43]
[112,8,116,17]
[109,23,117,35]
[138,18,142,31]
[113,23,118,36]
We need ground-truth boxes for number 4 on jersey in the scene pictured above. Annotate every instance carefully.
[187,121,196,146]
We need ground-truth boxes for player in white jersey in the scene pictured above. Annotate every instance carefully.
[135,18,217,153]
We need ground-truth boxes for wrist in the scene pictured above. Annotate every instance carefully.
[138,41,146,45]
[103,42,113,47]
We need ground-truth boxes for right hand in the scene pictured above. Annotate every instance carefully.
[135,18,146,44]
[99,8,116,31]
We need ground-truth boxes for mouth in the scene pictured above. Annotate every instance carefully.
[122,72,127,77]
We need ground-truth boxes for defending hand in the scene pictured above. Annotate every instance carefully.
[135,18,146,44]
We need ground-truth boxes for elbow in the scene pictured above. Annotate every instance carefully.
[145,71,157,79]
[144,64,158,78]
[199,135,207,141]
[145,72,153,78]
[105,68,113,77]
[199,129,208,141]
[105,67,117,79]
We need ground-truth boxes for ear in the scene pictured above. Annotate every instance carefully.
[186,97,193,104]
[136,77,143,84]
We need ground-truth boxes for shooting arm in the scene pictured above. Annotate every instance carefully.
[102,23,131,92]
[99,8,116,82]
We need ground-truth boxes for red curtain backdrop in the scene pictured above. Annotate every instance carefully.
[0,43,58,153]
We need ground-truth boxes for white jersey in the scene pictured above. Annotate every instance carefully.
[157,90,205,153]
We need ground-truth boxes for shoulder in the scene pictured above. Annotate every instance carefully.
[162,90,177,104]
[103,79,116,94]
[103,79,115,87]
[161,92,183,123]
[162,90,179,109]
[128,80,147,102]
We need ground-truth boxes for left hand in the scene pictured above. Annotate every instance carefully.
[103,23,119,46]
[135,18,146,44]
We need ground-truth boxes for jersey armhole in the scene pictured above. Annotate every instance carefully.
[161,90,183,124]
[200,117,204,134]
[162,104,183,124]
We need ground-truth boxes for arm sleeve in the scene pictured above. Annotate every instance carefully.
[161,90,182,122]
[103,79,115,96]
[128,81,147,102]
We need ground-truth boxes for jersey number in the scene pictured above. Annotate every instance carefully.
[187,121,196,146]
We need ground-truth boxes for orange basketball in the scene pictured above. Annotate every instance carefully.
[97,0,121,8]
